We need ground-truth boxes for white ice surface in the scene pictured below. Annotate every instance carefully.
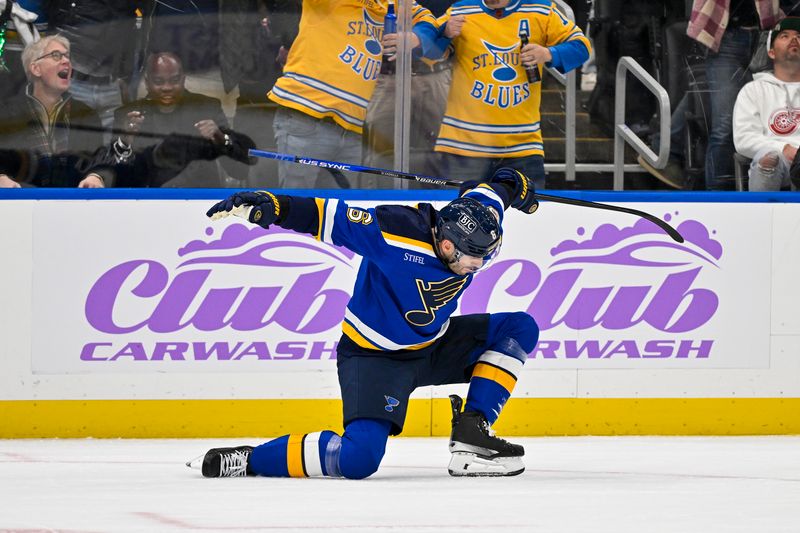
[1,436,799,533]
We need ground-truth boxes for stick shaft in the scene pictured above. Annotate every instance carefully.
[251,149,685,242]
[249,149,463,188]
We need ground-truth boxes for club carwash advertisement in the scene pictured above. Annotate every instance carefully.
[31,199,770,374]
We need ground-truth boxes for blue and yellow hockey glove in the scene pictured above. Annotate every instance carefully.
[206,190,281,228]
[490,167,538,214]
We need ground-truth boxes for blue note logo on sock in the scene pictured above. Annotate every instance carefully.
[384,396,400,412]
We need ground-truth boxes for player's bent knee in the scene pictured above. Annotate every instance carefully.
[338,418,392,480]
[504,311,539,354]
[339,447,383,479]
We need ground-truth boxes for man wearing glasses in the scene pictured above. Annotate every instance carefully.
[0,34,110,187]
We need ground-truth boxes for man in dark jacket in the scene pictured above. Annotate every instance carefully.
[112,51,253,187]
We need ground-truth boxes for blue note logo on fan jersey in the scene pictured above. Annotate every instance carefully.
[340,8,384,81]
[384,395,400,412]
[468,39,531,108]
[405,277,468,326]
[474,40,521,82]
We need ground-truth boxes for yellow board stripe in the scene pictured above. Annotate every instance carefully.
[472,362,517,394]
[1,398,799,437]
[314,198,326,240]
[286,434,307,477]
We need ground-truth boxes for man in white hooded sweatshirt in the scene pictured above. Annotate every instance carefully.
[733,17,800,191]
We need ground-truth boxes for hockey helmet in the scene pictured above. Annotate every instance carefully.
[435,197,502,259]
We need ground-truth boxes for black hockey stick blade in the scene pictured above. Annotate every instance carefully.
[534,193,684,243]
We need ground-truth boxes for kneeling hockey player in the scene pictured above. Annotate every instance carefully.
[190,167,540,478]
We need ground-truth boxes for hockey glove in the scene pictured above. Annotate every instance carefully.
[206,190,282,229]
[490,167,538,214]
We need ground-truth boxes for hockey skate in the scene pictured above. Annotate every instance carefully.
[448,395,524,477]
[186,446,254,477]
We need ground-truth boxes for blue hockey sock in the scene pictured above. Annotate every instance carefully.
[247,418,392,479]
[249,430,342,477]
[465,313,537,425]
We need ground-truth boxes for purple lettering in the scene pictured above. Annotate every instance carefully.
[234,342,271,360]
[274,341,307,360]
[229,287,282,331]
[151,342,189,361]
[271,269,350,334]
[192,342,244,361]
[675,340,713,358]
[85,260,167,333]
[642,340,675,358]
[148,271,210,333]
[307,341,339,360]
[564,340,613,358]
[109,342,148,361]
[528,340,558,358]
[603,340,640,358]
[80,342,112,361]
[642,269,717,332]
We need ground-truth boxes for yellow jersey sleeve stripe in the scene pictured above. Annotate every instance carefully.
[287,434,307,478]
[314,198,326,241]
[472,362,517,394]
[380,231,436,256]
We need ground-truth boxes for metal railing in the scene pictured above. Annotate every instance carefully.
[613,56,671,190]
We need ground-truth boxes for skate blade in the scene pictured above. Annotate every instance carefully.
[185,454,204,470]
[448,452,525,477]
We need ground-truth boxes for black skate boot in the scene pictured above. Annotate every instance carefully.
[186,446,254,477]
[448,395,524,477]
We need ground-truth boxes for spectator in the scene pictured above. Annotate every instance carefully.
[266,1,440,189]
[685,0,782,190]
[0,34,109,188]
[46,1,142,133]
[362,1,455,185]
[734,17,800,191]
[113,51,254,188]
[430,0,591,189]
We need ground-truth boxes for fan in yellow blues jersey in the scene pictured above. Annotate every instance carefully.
[267,1,440,189]
[430,0,591,190]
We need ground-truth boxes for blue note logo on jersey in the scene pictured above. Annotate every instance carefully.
[474,39,521,82]
[384,395,400,412]
[469,39,531,108]
[405,277,468,326]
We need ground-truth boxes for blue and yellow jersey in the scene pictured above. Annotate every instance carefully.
[433,0,591,158]
[269,1,438,134]
[278,184,507,352]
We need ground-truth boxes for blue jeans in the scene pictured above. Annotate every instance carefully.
[704,28,757,190]
[273,107,362,189]
[435,153,546,190]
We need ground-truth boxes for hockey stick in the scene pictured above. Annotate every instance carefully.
[249,149,685,243]
[59,124,354,188]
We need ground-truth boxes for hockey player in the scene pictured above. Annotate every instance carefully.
[190,167,539,478]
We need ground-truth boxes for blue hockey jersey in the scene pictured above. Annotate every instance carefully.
[279,184,509,352]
